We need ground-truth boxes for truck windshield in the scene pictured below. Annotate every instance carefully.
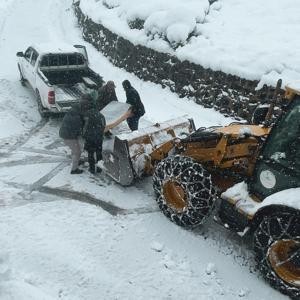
[40,53,85,67]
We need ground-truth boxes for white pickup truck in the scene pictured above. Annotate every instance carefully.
[16,43,103,117]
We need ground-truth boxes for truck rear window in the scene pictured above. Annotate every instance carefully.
[40,53,85,67]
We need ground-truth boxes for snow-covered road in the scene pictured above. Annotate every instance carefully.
[0,0,288,299]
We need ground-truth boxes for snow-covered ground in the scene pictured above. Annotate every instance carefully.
[0,0,289,299]
[80,0,300,89]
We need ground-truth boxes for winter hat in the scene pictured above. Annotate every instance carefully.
[106,80,116,88]
[122,80,131,90]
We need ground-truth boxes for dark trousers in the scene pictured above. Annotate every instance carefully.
[85,141,103,171]
[64,139,82,171]
[87,149,102,171]
[127,115,141,131]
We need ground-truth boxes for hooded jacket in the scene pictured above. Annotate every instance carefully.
[83,108,106,145]
[59,104,84,140]
[97,84,118,111]
[125,86,145,117]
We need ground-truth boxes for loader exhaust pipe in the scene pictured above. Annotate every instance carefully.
[264,79,282,122]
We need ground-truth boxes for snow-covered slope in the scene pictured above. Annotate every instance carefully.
[80,0,300,88]
[0,0,291,299]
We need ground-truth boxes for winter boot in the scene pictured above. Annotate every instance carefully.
[71,168,83,174]
[89,166,102,174]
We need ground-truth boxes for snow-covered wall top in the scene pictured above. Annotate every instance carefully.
[79,0,300,89]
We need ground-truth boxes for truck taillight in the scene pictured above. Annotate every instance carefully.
[48,91,55,104]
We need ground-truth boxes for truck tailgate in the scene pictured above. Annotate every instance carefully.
[55,84,84,111]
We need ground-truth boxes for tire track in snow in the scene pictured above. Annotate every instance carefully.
[7,119,49,152]
[38,186,125,216]
[38,186,159,216]
[1,145,158,216]
[0,78,42,148]
[17,147,67,158]
[1,162,69,193]
[0,156,68,168]
[29,161,70,191]
[122,206,160,215]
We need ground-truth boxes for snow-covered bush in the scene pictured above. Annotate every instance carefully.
[127,0,210,48]
[79,0,300,87]
[80,0,211,49]
[143,8,200,49]
[102,0,119,9]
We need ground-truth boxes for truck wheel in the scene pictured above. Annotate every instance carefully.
[18,64,26,86]
[36,91,49,118]
[153,155,217,227]
[253,212,300,298]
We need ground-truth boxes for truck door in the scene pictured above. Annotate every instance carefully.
[26,49,39,86]
[22,47,33,81]
[250,96,300,199]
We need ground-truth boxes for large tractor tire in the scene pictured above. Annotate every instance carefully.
[253,211,300,299]
[153,155,217,227]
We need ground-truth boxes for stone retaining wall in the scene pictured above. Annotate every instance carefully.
[73,2,283,121]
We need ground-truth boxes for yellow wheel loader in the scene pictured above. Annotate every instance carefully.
[103,80,300,298]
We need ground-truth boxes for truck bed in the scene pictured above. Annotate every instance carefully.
[40,67,103,111]
[55,84,86,108]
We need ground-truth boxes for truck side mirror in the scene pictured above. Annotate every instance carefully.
[16,52,24,57]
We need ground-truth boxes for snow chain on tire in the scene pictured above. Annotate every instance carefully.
[253,212,300,299]
[153,155,217,227]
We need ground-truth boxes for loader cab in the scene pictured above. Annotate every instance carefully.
[250,95,300,199]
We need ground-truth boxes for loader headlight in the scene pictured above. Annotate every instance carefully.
[259,169,276,189]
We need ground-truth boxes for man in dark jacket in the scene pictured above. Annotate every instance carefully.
[97,80,118,111]
[59,101,88,174]
[83,99,106,174]
[122,80,145,131]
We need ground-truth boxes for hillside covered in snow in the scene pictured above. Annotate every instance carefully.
[0,0,298,299]
[79,0,300,89]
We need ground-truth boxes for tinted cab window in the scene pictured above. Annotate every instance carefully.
[263,98,300,170]
[30,50,39,66]
[250,96,300,198]
[24,48,33,61]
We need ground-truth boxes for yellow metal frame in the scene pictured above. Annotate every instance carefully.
[285,85,300,100]
[181,134,264,177]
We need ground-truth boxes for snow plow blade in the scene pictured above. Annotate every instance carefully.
[102,117,195,186]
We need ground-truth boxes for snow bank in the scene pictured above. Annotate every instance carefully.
[257,188,300,211]
[0,112,25,139]
[222,182,300,216]
[79,0,209,49]
[79,0,300,88]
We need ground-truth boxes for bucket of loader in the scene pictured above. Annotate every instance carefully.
[102,116,195,186]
